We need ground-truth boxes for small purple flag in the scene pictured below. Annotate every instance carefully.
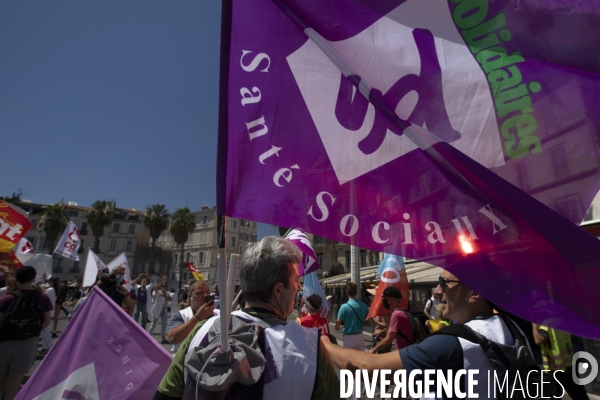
[217,0,600,338]
[15,287,172,400]
[284,229,320,276]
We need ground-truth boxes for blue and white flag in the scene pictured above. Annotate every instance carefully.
[302,271,329,318]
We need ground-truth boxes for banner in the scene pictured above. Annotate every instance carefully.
[302,271,329,318]
[14,237,33,255]
[83,248,106,287]
[15,287,172,400]
[368,254,409,320]
[217,0,600,338]
[106,252,132,290]
[284,229,320,276]
[186,262,205,281]
[0,200,32,253]
[17,253,53,282]
[54,221,81,261]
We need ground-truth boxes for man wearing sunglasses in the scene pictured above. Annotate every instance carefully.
[322,270,530,399]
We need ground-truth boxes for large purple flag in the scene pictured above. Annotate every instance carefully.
[217,0,600,338]
[16,287,172,399]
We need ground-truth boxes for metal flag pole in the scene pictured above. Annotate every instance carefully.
[225,253,239,331]
[216,215,228,352]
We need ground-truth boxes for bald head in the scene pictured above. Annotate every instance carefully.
[189,280,211,311]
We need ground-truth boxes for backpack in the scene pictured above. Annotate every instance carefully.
[435,314,543,399]
[0,290,46,342]
[396,309,429,345]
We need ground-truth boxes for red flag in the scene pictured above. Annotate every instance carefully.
[367,255,409,320]
[0,200,32,253]
[186,262,204,281]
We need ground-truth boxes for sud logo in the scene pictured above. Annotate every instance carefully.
[287,0,505,185]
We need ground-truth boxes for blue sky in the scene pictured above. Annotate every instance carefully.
[0,2,278,237]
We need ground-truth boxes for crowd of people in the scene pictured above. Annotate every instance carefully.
[0,236,593,399]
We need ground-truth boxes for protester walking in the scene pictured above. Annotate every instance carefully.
[297,293,330,336]
[335,282,368,351]
[132,273,154,330]
[148,274,171,344]
[0,267,52,400]
[40,277,58,354]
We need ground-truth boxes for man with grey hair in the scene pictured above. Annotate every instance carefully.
[153,236,339,400]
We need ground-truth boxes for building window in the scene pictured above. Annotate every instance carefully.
[69,261,80,273]
[80,222,88,235]
[317,253,323,267]
[233,220,238,229]
[183,272,188,281]
[550,146,570,180]
[231,236,237,248]
[128,224,135,234]
[557,194,582,222]
[201,216,208,225]
[174,254,179,265]
[314,236,324,245]
[53,258,63,273]
[186,253,191,262]
[187,233,193,244]
[172,273,176,280]
[126,240,133,252]
[109,239,117,251]
[68,210,78,217]
[360,250,367,268]
[78,239,85,254]
[44,238,50,249]
[200,232,206,244]
[113,223,120,233]
[199,252,205,264]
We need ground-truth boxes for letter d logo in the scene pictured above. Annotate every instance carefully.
[572,351,599,386]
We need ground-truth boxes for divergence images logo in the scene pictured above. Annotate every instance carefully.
[573,351,599,386]
[287,0,505,185]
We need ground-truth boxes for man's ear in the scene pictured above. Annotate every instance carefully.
[469,290,481,303]
[273,282,284,299]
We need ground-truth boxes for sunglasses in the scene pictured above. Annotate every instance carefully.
[439,276,461,292]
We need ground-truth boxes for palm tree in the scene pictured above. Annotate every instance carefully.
[86,200,115,254]
[38,203,69,255]
[170,207,196,292]
[143,204,170,274]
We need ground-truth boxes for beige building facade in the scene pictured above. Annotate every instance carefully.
[153,206,257,289]
[18,200,148,282]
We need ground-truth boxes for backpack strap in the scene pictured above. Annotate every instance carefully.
[346,302,363,329]
[433,322,513,368]
[391,309,413,344]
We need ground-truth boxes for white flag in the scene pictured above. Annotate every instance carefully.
[14,237,34,255]
[54,221,81,261]
[106,252,131,290]
[83,248,106,287]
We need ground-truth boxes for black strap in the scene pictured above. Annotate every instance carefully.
[346,302,363,329]
[391,309,414,344]
[433,319,515,368]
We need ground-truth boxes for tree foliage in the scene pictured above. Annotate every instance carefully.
[86,200,115,253]
[38,203,69,254]
[170,207,196,291]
